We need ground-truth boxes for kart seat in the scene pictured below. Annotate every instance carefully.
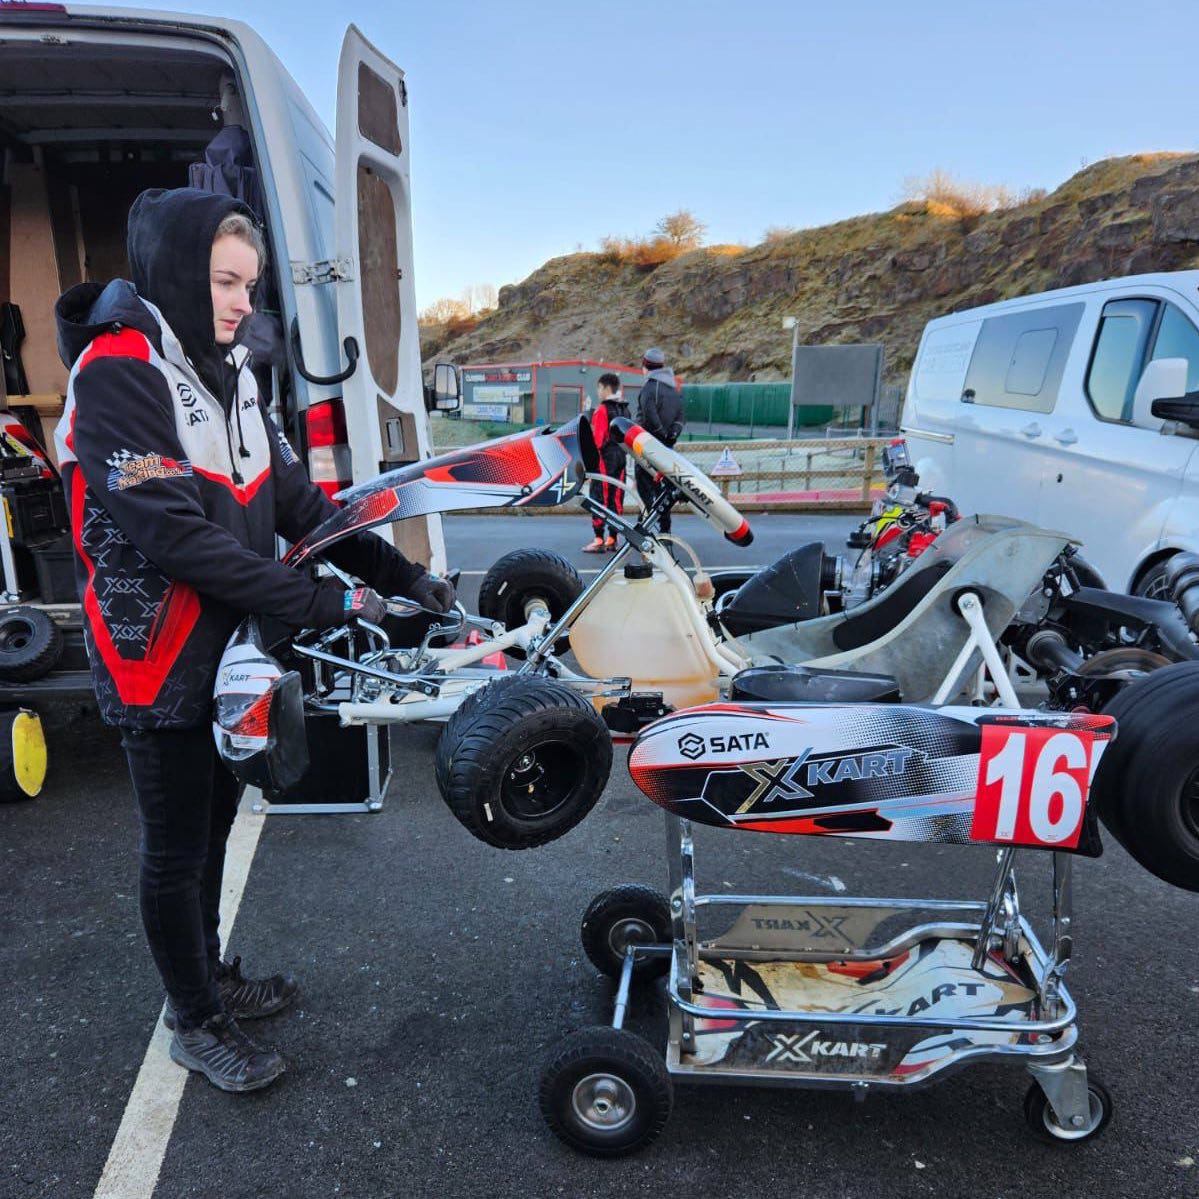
[730,664,902,704]
[732,516,1074,704]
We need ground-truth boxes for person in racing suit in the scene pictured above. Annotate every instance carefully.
[634,346,685,535]
[582,372,630,551]
[53,187,455,1093]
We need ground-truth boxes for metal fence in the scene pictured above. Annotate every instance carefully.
[664,435,892,510]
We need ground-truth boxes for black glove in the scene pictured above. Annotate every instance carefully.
[342,586,387,625]
[408,573,456,613]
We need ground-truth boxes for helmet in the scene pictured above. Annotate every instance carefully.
[213,618,309,793]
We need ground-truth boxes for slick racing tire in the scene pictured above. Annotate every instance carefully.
[580,885,672,982]
[1090,661,1199,891]
[1024,1077,1112,1144]
[539,1026,673,1157]
[434,676,611,849]
[0,607,62,683]
[477,549,583,659]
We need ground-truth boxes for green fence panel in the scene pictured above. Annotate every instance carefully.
[682,382,832,431]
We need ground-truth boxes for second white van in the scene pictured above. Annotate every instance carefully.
[901,270,1199,594]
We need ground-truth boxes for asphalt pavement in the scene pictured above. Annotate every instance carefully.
[2,512,1197,1199]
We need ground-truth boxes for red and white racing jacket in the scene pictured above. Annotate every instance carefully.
[53,279,419,729]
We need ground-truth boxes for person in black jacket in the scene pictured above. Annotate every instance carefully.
[634,346,685,534]
[54,187,454,1093]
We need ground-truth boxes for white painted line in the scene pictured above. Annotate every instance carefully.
[93,790,266,1199]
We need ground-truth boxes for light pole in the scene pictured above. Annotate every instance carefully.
[782,316,799,441]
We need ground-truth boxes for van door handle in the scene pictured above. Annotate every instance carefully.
[1021,422,1042,438]
[1054,428,1079,446]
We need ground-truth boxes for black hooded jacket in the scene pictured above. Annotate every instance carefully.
[54,187,423,729]
[636,367,684,446]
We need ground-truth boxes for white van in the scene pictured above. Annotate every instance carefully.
[901,270,1199,595]
[0,1,454,609]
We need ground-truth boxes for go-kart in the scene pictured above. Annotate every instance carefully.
[211,416,1199,892]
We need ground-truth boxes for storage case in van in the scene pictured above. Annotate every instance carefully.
[901,271,1199,594]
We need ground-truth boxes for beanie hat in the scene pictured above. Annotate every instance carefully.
[642,346,665,367]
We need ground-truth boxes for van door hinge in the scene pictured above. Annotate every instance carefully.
[290,257,355,285]
[399,79,408,107]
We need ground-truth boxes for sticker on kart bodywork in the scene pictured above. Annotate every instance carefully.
[629,702,1114,853]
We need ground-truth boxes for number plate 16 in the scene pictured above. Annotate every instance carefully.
[971,725,1109,850]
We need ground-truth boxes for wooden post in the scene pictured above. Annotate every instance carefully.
[861,442,876,501]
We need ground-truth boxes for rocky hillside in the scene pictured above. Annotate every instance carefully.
[421,153,1199,386]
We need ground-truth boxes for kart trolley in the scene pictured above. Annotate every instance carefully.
[540,700,1117,1156]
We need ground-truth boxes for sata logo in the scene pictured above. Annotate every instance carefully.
[678,731,770,760]
[708,732,769,753]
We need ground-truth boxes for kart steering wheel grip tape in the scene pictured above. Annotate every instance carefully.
[619,421,753,546]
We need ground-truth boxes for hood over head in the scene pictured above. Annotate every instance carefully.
[56,279,161,370]
[127,187,256,394]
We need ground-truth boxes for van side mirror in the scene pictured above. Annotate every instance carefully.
[1151,390,1199,429]
[1133,357,1188,429]
[425,362,461,413]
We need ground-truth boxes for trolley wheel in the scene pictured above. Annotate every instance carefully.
[581,885,671,982]
[0,607,62,683]
[477,549,582,659]
[0,709,46,801]
[434,676,612,850]
[1090,661,1199,891]
[539,1026,673,1157]
[1023,1077,1112,1143]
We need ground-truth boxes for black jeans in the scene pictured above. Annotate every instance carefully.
[120,724,240,1028]
[635,464,674,535]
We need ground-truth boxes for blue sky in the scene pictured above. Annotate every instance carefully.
[104,1,1196,307]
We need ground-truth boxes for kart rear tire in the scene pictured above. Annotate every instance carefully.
[539,1026,673,1157]
[434,676,611,849]
[1091,661,1199,891]
[580,885,671,982]
[1024,1077,1112,1143]
[0,607,62,683]
[477,549,582,659]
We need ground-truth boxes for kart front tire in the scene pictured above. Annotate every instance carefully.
[434,676,611,849]
[477,549,582,659]
[1091,661,1199,891]
[539,1026,673,1157]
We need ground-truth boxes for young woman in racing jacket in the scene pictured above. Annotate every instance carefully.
[54,187,454,1093]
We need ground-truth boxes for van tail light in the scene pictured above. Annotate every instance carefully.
[306,399,352,503]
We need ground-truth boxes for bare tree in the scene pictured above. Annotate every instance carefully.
[654,209,707,250]
[419,296,469,325]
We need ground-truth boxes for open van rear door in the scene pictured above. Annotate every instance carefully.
[334,25,443,571]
